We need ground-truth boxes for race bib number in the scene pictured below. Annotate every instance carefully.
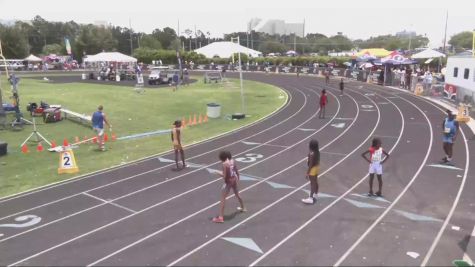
[372,149,382,162]
[444,127,451,134]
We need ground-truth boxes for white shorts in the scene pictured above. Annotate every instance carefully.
[94,127,104,136]
[369,162,383,175]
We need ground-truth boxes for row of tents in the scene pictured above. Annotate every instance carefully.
[354,48,446,67]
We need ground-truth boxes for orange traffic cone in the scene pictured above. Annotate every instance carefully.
[182,117,186,129]
[204,114,208,123]
[198,114,203,124]
[111,133,117,141]
[37,142,44,152]
[104,133,109,142]
[192,114,197,125]
[63,138,69,147]
[188,115,193,126]
[21,144,29,154]
[51,140,57,148]
[75,136,80,143]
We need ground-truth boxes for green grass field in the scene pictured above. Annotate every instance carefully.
[0,76,286,197]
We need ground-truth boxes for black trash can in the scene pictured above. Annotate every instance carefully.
[0,141,7,156]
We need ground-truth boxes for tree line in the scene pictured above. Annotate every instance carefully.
[0,16,472,61]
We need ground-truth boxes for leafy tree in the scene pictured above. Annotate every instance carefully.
[42,43,64,55]
[75,24,117,60]
[152,27,177,49]
[449,31,474,50]
[0,24,29,58]
[140,35,162,50]
[329,35,353,51]
[258,40,287,54]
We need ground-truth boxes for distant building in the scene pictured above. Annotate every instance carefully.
[255,19,304,37]
[396,30,417,37]
[94,20,109,27]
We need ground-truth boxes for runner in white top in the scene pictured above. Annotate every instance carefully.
[362,138,390,197]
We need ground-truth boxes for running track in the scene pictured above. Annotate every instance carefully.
[0,73,474,266]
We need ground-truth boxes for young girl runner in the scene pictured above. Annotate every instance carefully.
[171,120,186,170]
[213,151,246,223]
[361,137,390,197]
[302,139,320,204]
[319,89,328,119]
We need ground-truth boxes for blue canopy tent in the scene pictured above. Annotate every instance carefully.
[373,52,417,85]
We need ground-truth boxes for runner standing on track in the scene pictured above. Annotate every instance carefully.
[362,137,389,197]
[339,78,344,96]
[91,105,111,151]
[213,151,246,223]
[441,110,459,165]
[171,120,186,170]
[302,139,320,204]
[325,69,330,84]
[319,89,328,119]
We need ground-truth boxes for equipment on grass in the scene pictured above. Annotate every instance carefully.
[48,136,95,152]
[43,107,62,123]
[20,117,51,147]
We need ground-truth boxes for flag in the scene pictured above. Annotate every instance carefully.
[472,31,475,56]
[64,38,72,55]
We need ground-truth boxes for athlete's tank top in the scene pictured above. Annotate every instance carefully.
[172,128,179,145]
[444,118,456,137]
[92,111,104,128]
[370,147,383,164]
[224,159,238,184]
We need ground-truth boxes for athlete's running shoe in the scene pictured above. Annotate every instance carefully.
[301,197,315,204]
[237,207,247,212]
[212,216,224,223]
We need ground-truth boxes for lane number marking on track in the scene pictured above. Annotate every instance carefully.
[0,215,42,229]
[235,153,264,163]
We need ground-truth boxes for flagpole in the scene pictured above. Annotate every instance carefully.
[443,10,448,54]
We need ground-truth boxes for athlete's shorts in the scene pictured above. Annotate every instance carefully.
[443,135,454,144]
[369,162,383,175]
[221,178,238,194]
[309,166,319,176]
[93,127,104,136]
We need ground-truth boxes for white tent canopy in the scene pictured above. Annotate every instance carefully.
[24,54,42,62]
[411,49,446,59]
[194,41,262,58]
[84,52,137,63]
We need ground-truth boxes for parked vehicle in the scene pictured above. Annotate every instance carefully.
[148,67,177,85]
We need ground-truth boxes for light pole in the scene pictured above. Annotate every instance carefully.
[230,36,245,115]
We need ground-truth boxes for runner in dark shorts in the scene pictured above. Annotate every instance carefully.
[319,89,328,119]
[212,151,246,223]
[171,120,186,169]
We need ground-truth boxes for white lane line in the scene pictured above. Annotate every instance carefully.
[6,87,343,265]
[0,86,303,223]
[321,151,347,157]
[333,84,434,267]
[83,193,136,214]
[0,86,291,204]
[463,253,474,265]
[0,87,316,243]
[472,225,475,237]
[378,135,399,139]
[250,89,404,267]
[241,141,289,149]
[164,88,376,267]
[418,100,470,266]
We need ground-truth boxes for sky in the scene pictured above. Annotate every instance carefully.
[1,0,474,48]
